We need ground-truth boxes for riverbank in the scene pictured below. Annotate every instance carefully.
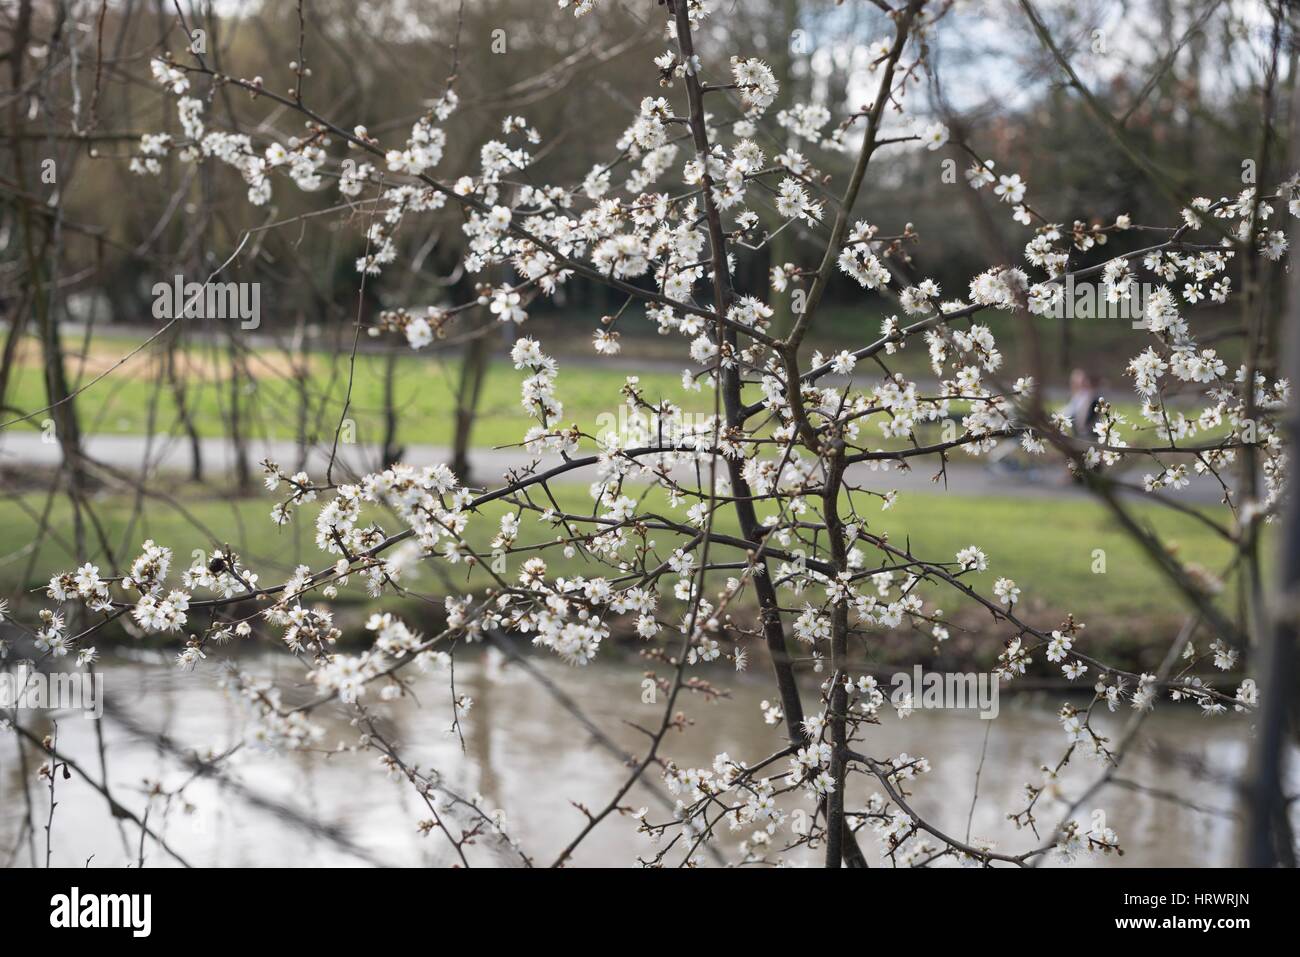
[0,480,1247,672]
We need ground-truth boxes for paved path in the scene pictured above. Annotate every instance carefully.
[0,431,1233,504]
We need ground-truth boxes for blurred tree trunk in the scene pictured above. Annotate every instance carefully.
[166,338,204,482]
[0,287,32,415]
[30,228,87,494]
[451,323,489,482]
[1242,272,1299,865]
[8,0,87,501]
[291,313,312,474]
[381,348,404,468]
[1242,57,1300,867]
[226,333,252,493]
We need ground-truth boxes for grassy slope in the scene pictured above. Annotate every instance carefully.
[7,330,1223,450]
[0,484,1239,640]
[7,334,700,449]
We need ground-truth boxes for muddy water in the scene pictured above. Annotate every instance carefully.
[0,647,1278,867]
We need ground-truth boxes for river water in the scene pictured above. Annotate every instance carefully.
[0,646,1276,868]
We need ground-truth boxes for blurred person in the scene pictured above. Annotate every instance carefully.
[1061,368,1101,440]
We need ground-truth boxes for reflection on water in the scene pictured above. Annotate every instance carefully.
[0,647,1277,867]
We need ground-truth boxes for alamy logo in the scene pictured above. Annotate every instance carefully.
[49,887,151,937]
[890,666,1000,719]
[1047,273,1156,329]
[152,274,261,329]
[0,662,103,719]
[594,405,716,448]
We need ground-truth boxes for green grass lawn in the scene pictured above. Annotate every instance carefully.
[6,334,708,449]
[0,483,1241,641]
[7,329,1225,452]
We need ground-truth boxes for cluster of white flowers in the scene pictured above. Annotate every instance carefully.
[730,57,778,115]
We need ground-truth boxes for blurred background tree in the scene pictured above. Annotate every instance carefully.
[0,0,1284,477]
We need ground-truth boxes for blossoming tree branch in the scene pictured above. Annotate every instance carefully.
[4,0,1296,868]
